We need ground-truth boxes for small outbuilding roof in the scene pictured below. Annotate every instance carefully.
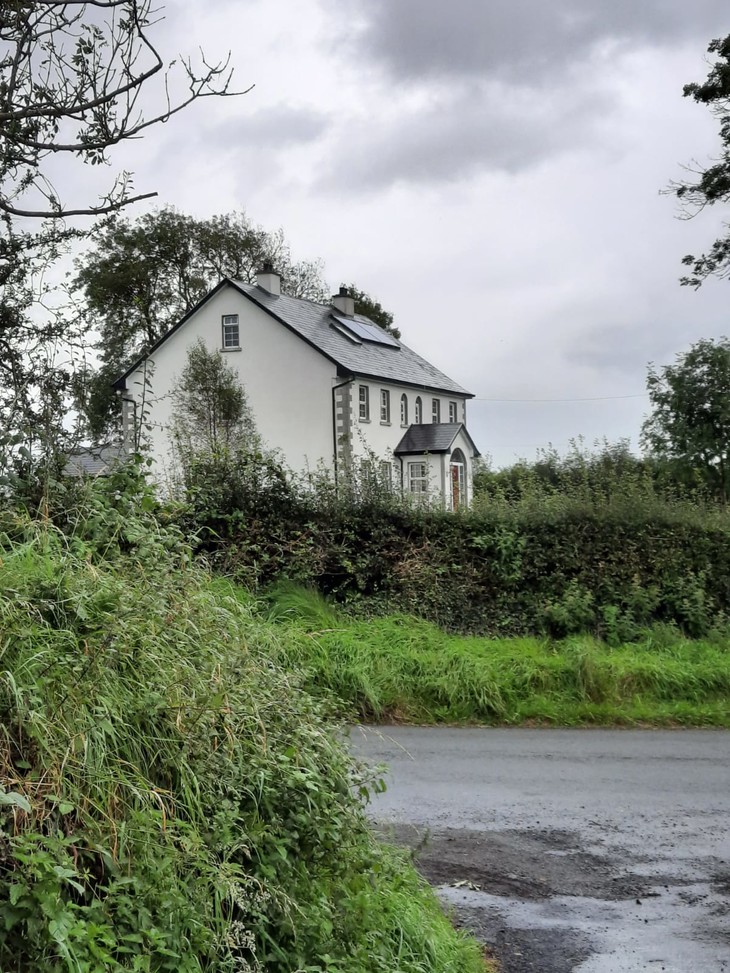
[64,444,126,477]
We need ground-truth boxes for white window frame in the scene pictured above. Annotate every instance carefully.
[222,314,240,350]
[380,389,391,424]
[400,394,408,426]
[380,461,393,488]
[449,400,458,423]
[359,385,370,421]
[432,398,441,423]
[414,396,422,424]
[408,461,428,494]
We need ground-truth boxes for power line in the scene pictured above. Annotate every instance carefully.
[472,393,649,403]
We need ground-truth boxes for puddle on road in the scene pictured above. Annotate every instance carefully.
[376,822,730,973]
[439,882,729,973]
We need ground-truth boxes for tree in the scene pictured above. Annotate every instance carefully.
[73,208,330,438]
[641,337,730,503]
[673,35,730,286]
[342,282,400,338]
[171,339,257,457]
[0,2,241,220]
[0,1,243,461]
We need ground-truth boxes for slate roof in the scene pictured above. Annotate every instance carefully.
[64,444,126,477]
[115,279,472,398]
[394,423,480,456]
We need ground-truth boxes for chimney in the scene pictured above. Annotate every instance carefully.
[332,285,355,317]
[257,260,281,296]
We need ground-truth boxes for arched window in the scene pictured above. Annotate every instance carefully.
[414,396,422,424]
[400,394,408,426]
[450,448,466,510]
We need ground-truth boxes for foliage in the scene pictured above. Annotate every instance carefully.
[642,337,730,503]
[0,2,240,466]
[171,340,258,458]
[0,2,239,221]
[0,480,485,973]
[265,588,730,727]
[472,439,707,506]
[674,34,730,286]
[173,443,730,639]
[72,208,330,437]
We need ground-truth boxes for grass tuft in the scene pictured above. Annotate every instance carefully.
[265,586,730,726]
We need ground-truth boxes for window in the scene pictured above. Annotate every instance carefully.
[408,462,428,494]
[380,389,391,424]
[400,394,408,426]
[222,314,240,349]
[432,398,441,423]
[359,385,370,421]
[414,396,422,424]
[449,401,458,423]
[380,461,393,488]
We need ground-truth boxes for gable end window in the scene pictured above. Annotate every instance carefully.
[222,314,240,350]
[414,396,422,424]
[432,398,441,423]
[449,400,458,423]
[380,389,391,424]
[359,385,370,421]
[400,394,408,426]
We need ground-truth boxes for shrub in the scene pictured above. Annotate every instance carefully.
[0,486,484,973]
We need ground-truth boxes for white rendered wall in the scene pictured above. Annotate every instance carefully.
[348,382,468,463]
[124,287,338,482]
[346,380,472,504]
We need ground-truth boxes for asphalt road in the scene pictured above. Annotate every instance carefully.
[350,727,730,973]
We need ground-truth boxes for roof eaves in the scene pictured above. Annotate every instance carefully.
[349,370,474,398]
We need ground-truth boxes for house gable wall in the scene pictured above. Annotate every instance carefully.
[124,286,338,480]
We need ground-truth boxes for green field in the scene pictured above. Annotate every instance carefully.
[260,585,730,727]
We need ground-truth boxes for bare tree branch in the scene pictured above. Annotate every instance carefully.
[0,1,249,219]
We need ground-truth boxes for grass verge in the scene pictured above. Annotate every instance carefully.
[0,510,488,973]
[262,585,730,726]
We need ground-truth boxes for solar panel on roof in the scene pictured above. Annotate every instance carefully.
[332,314,400,348]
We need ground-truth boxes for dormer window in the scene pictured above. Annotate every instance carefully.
[222,314,240,350]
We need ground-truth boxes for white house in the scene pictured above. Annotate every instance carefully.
[113,265,480,509]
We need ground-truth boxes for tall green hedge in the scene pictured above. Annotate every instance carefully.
[176,457,730,639]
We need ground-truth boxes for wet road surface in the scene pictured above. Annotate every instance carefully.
[350,727,730,973]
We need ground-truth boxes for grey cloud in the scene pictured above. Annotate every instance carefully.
[337,0,729,84]
[564,310,728,375]
[322,82,612,189]
[206,105,330,149]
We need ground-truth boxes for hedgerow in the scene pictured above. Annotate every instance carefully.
[174,453,730,638]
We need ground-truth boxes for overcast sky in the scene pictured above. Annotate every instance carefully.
[73,0,730,466]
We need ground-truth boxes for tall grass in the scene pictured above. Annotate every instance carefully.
[266,588,730,726]
[0,508,486,973]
